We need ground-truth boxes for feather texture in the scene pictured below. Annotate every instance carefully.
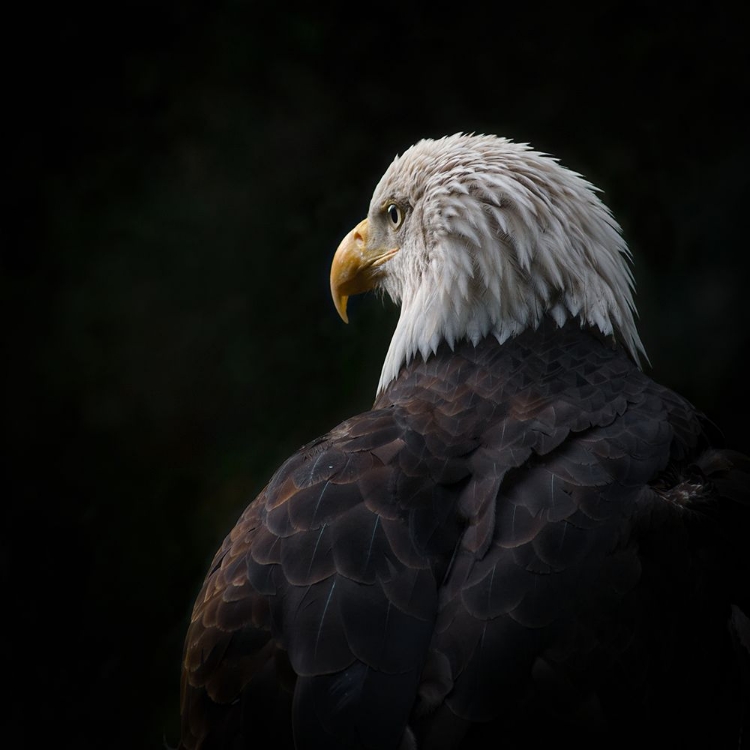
[180,322,749,749]
[370,134,646,391]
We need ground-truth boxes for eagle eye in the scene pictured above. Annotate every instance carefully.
[386,202,404,229]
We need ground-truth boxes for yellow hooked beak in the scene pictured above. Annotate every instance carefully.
[329,218,398,323]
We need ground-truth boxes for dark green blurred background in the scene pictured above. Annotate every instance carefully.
[6,2,750,748]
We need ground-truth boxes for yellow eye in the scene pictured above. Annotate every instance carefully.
[386,203,403,229]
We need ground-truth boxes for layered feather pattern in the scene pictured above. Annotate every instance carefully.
[181,321,749,749]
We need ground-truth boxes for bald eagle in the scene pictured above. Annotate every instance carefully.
[179,134,749,749]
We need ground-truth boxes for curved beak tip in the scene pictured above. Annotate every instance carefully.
[333,293,349,324]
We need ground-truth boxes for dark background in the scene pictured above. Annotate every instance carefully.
[6,2,750,748]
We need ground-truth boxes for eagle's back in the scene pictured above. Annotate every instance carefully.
[180,321,749,749]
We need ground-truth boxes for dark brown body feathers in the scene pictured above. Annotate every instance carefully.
[180,321,749,749]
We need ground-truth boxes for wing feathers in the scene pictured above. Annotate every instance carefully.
[181,321,747,749]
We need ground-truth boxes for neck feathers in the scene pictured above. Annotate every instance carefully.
[376,136,646,393]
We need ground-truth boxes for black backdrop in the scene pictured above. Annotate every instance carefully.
[6,3,750,748]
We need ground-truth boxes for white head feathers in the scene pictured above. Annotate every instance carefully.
[367,133,647,392]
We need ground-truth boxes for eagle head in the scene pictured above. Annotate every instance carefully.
[330,133,646,392]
